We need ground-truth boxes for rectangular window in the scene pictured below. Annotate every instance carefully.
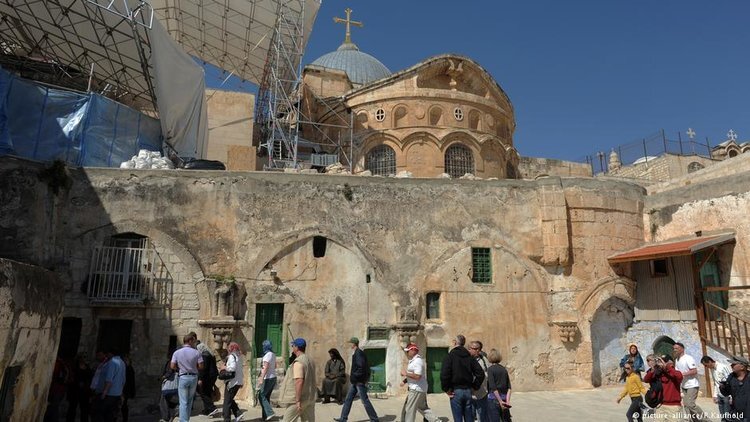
[650,259,668,277]
[426,293,440,320]
[367,327,389,341]
[472,248,492,283]
[312,236,327,258]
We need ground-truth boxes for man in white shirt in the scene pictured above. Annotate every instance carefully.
[701,355,733,422]
[400,343,438,422]
[673,342,708,422]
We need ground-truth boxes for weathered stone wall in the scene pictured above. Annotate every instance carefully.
[0,157,647,397]
[607,154,718,183]
[0,258,64,422]
[518,157,592,179]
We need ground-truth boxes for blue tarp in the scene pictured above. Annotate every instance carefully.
[0,68,162,167]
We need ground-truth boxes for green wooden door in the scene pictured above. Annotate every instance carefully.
[255,304,284,358]
[364,348,386,392]
[426,347,448,393]
[698,253,726,320]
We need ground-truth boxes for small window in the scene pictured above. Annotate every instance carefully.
[453,107,464,121]
[426,292,440,319]
[375,108,385,122]
[367,327,389,341]
[472,248,492,283]
[313,236,327,258]
[650,259,668,277]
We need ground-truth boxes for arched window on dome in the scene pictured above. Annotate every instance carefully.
[365,145,396,176]
[445,144,474,178]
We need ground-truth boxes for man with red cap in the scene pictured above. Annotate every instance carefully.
[400,343,438,422]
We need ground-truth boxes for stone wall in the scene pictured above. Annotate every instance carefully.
[518,157,592,179]
[607,154,718,183]
[0,157,647,398]
[205,89,255,170]
[0,258,64,421]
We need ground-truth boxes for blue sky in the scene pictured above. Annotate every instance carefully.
[209,1,750,162]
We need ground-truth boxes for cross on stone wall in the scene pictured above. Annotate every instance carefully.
[333,8,363,44]
[727,129,738,141]
[686,128,696,139]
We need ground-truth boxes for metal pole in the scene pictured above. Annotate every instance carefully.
[642,139,648,167]
[705,136,711,157]
[662,129,667,154]
[678,131,684,155]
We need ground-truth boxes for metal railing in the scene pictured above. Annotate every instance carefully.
[702,300,750,359]
[87,245,173,307]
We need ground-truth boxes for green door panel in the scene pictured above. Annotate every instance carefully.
[364,348,386,392]
[426,347,448,393]
[255,304,284,357]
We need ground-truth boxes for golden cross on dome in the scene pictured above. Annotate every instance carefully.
[333,8,363,45]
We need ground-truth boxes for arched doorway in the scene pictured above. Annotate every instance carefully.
[590,297,634,387]
[652,335,676,358]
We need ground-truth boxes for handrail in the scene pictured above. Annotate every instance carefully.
[702,300,750,359]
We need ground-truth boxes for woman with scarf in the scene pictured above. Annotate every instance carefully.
[619,343,645,381]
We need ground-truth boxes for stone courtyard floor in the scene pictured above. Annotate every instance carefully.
[132,386,725,421]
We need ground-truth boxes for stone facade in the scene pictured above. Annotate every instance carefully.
[518,156,592,179]
[1,156,647,399]
[205,89,258,171]
[0,258,64,421]
[300,55,520,179]
[605,153,718,183]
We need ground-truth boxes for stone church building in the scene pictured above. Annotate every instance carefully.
[2,11,750,418]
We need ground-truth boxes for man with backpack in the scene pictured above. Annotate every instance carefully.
[643,354,683,420]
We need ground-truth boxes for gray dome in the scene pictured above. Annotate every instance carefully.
[310,42,391,86]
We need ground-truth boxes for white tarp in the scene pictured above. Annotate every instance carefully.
[149,18,208,159]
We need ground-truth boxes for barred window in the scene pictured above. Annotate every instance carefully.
[445,144,474,178]
[472,248,492,283]
[365,145,396,176]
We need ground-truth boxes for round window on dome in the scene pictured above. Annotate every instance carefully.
[454,107,464,121]
[375,108,386,122]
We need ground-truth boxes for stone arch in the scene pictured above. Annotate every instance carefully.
[355,111,369,130]
[687,162,704,173]
[392,104,409,128]
[652,335,675,357]
[468,109,481,131]
[401,132,441,176]
[357,133,403,171]
[364,144,397,176]
[590,297,634,387]
[428,105,444,126]
[578,276,636,323]
[441,133,481,177]
[74,220,205,282]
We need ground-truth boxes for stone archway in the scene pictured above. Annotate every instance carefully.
[652,335,676,358]
[590,297,634,387]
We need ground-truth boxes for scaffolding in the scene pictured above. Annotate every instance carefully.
[255,1,354,170]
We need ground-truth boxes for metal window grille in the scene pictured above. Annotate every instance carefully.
[426,292,440,319]
[445,144,474,178]
[375,108,385,121]
[454,107,464,121]
[367,327,389,340]
[472,248,492,283]
[87,242,173,307]
[366,145,396,176]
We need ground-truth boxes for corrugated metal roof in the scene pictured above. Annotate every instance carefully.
[608,233,735,264]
